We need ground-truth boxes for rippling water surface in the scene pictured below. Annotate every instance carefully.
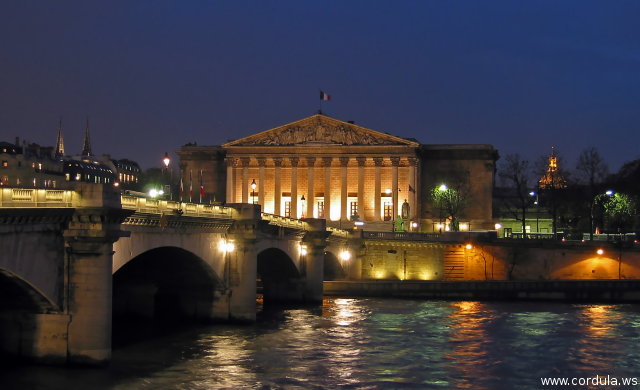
[4,298,640,389]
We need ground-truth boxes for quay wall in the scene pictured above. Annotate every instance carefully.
[355,235,640,281]
[324,280,640,302]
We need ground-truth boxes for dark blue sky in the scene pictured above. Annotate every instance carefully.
[1,1,639,171]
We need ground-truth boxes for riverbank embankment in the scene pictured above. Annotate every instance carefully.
[324,280,640,302]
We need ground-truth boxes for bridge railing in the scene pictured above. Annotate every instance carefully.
[327,226,351,238]
[261,212,310,230]
[121,195,234,219]
[0,188,73,207]
[363,231,442,241]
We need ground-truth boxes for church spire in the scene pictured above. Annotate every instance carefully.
[54,117,65,158]
[81,117,92,157]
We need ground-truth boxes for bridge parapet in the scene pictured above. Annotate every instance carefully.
[0,188,73,207]
[121,195,236,219]
[261,212,310,230]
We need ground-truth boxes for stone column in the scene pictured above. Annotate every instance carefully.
[290,157,299,218]
[374,157,383,221]
[391,157,400,220]
[408,157,417,220]
[340,157,349,220]
[306,157,316,218]
[273,158,282,216]
[322,157,332,220]
[257,158,266,210]
[240,157,250,204]
[225,157,235,203]
[356,157,366,220]
[301,219,328,303]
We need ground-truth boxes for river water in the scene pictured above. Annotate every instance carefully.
[3,298,640,389]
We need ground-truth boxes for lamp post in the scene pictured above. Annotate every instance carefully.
[590,190,614,241]
[251,179,256,204]
[301,195,306,219]
[162,152,172,200]
[437,184,447,232]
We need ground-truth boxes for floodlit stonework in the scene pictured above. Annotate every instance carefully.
[178,113,498,232]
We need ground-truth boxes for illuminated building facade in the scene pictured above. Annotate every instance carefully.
[178,114,498,231]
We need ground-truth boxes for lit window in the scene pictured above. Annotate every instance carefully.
[284,201,291,218]
[350,201,358,218]
[317,201,325,218]
[2,160,8,167]
[383,201,392,221]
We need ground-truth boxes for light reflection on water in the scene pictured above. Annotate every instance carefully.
[3,298,640,389]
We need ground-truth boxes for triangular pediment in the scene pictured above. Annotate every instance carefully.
[223,114,419,147]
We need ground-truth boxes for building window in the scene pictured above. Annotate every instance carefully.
[284,201,291,218]
[317,201,325,218]
[383,201,392,221]
[0,176,7,185]
[1,160,8,167]
[350,201,358,219]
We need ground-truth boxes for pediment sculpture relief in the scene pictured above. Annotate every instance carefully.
[241,124,399,146]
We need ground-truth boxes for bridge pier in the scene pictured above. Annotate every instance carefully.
[301,219,329,303]
[62,186,131,365]
[224,204,260,322]
[64,230,120,364]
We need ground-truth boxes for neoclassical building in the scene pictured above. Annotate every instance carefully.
[178,114,498,232]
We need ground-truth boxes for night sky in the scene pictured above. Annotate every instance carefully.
[1,1,639,172]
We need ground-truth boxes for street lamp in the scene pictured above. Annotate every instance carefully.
[251,179,257,204]
[162,152,172,200]
[162,152,170,169]
[437,183,448,232]
[301,195,306,219]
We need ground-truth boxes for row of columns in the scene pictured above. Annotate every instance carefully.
[226,156,418,221]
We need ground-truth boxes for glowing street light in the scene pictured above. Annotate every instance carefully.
[340,250,351,261]
[597,248,604,256]
[162,152,171,169]
[219,240,235,253]
[438,183,448,191]
[251,179,257,204]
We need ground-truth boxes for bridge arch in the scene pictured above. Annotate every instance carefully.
[113,246,223,323]
[257,248,303,304]
[0,269,60,360]
[324,251,346,280]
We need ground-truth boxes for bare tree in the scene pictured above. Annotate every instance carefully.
[576,147,609,187]
[576,147,609,240]
[498,153,533,238]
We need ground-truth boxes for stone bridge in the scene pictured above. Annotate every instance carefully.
[0,185,353,365]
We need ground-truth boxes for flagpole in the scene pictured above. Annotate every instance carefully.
[318,89,322,113]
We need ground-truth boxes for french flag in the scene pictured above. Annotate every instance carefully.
[320,91,331,101]
[199,169,205,203]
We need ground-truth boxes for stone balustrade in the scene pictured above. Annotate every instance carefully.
[0,188,73,207]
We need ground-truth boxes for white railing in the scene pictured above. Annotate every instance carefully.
[120,195,234,219]
[260,212,309,230]
[327,226,350,238]
[0,188,73,207]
